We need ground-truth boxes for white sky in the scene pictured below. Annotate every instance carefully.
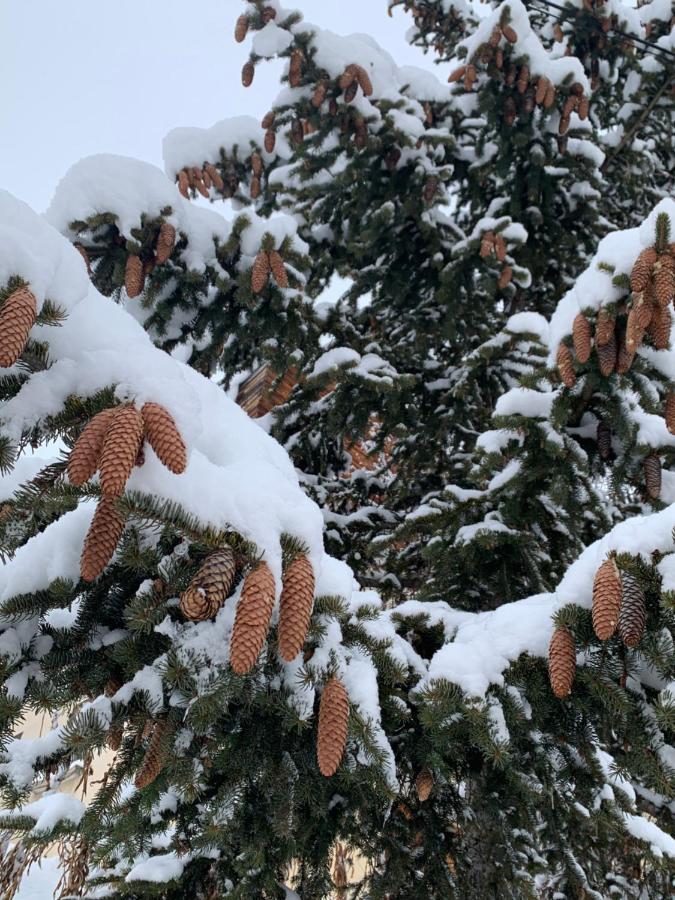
[0,1,434,213]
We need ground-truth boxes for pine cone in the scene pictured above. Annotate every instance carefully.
[269,251,289,288]
[242,61,255,88]
[516,65,529,94]
[448,65,466,84]
[312,81,328,108]
[74,243,91,273]
[597,420,612,460]
[261,111,275,130]
[249,176,261,200]
[592,559,622,641]
[107,724,124,752]
[204,163,225,192]
[0,285,37,367]
[535,76,549,105]
[502,25,518,43]
[234,13,249,43]
[80,497,126,582]
[230,562,276,674]
[549,626,575,697]
[251,251,271,293]
[423,176,439,206]
[617,573,646,649]
[498,266,513,290]
[344,81,358,103]
[317,677,350,777]
[597,331,616,376]
[616,338,634,375]
[141,402,187,474]
[464,64,477,91]
[595,309,615,347]
[544,83,556,108]
[625,306,645,354]
[98,405,144,498]
[480,232,495,258]
[666,394,675,435]
[353,64,373,97]
[556,343,576,388]
[68,407,116,486]
[494,234,506,262]
[572,313,592,364]
[178,170,190,198]
[289,49,303,87]
[278,554,315,661]
[653,256,675,307]
[135,719,172,790]
[264,129,276,153]
[648,304,671,350]
[415,768,434,802]
[578,96,589,120]
[155,222,176,265]
[644,453,661,500]
[124,254,144,298]
[630,247,657,293]
[181,553,234,623]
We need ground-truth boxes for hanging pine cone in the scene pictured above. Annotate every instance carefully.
[124,255,144,298]
[502,24,518,43]
[592,559,622,641]
[630,247,657,293]
[80,497,126,582]
[572,313,592,363]
[317,677,350,777]
[625,307,645,354]
[229,562,276,674]
[264,129,276,153]
[595,309,615,347]
[0,285,37,367]
[480,232,495,258]
[648,304,671,350]
[617,573,646,649]
[180,548,238,622]
[498,266,513,290]
[242,61,255,87]
[234,14,249,43]
[597,331,617,377]
[99,405,145,498]
[251,251,271,293]
[644,453,661,500]
[204,163,225,192]
[548,626,575,698]
[312,81,327,108]
[68,408,116,486]
[278,554,315,662]
[140,402,187,474]
[415,768,434,802]
[423,176,439,205]
[448,65,466,84]
[544,83,556,108]
[616,338,634,375]
[155,222,176,265]
[494,234,506,262]
[666,394,675,435]
[556,343,576,387]
[353,64,373,97]
[269,251,289,288]
[135,719,172,790]
[653,256,675,307]
[107,724,123,752]
[178,170,190,198]
[597,419,612,460]
[288,49,303,87]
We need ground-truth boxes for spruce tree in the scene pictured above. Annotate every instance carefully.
[0,2,674,898]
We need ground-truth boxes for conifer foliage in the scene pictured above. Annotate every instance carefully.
[0,1,674,898]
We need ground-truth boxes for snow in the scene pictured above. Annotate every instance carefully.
[3,791,86,833]
[252,21,294,57]
[126,853,186,883]
[505,312,549,342]
[0,454,55,502]
[494,388,555,420]
[163,116,279,177]
[16,857,61,900]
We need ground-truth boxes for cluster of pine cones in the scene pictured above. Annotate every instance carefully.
[479,230,513,290]
[449,19,589,144]
[124,222,177,299]
[0,285,37,368]
[549,557,647,698]
[68,402,187,581]
[251,248,290,293]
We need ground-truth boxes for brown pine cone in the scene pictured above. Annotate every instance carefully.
[597,331,617,376]
[317,677,350,777]
[648,304,671,350]
[80,497,126,582]
[535,76,549,106]
[498,266,513,290]
[269,251,289,288]
[630,247,657,293]
[502,25,518,43]
[204,163,225,192]
[572,313,592,364]
[578,96,589,120]
[312,81,328,108]
[140,402,187,474]
[597,419,612,460]
[653,255,675,307]
[191,168,209,199]
[595,308,615,346]
[464,64,477,91]
[0,285,37,367]
[234,14,249,43]
[516,65,529,94]
[665,393,675,435]
[250,176,261,200]
[230,562,276,674]
[68,407,116,486]
[617,573,646,649]
[625,305,646,354]
[423,176,439,206]
[480,231,495,258]
[415,768,434,802]
[344,81,358,103]
[251,251,271,293]
[448,65,466,84]
[242,61,255,88]
[353,64,373,97]
[135,719,172,790]
[289,49,303,87]
[264,129,276,153]
[494,234,506,262]
[644,453,661,500]
[548,626,575,698]
[616,338,634,375]
[178,170,190,198]
[125,255,144,298]
[107,724,124,752]
[556,343,576,388]
[99,405,145,498]
[339,67,356,91]
[180,548,237,621]
[592,559,622,641]
[278,554,315,661]
[155,222,176,265]
[544,83,556,109]
[261,110,275,130]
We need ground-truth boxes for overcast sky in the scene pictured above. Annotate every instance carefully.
[0,1,434,213]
